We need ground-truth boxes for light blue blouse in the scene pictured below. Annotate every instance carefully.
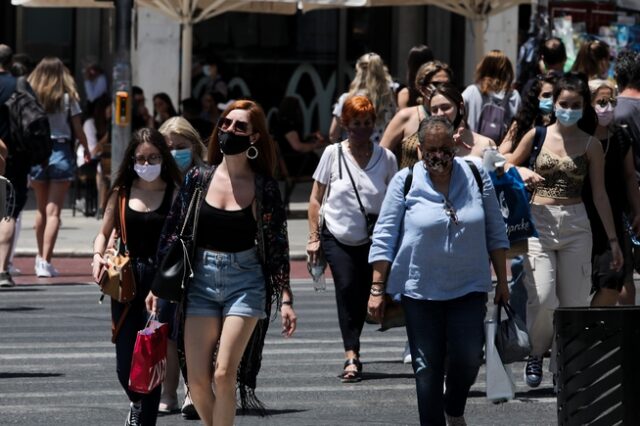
[368,157,509,301]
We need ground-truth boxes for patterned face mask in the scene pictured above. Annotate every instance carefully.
[423,148,455,173]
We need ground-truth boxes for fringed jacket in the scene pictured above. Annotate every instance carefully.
[156,165,291,411]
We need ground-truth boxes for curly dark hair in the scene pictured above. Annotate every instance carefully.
[615,50,640,91]
[509,74,557,151]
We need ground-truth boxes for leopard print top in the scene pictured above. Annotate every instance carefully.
[534,147,589,199]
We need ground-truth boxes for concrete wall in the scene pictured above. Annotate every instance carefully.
[131,6,180,114]
[463,6,519,86]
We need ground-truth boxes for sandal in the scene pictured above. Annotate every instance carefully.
[340,358,362,383]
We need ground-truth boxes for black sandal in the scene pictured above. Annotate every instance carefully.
[340,358,362,383]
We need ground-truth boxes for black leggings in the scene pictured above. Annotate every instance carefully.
[110,258,161,426]
[321,226,372,354]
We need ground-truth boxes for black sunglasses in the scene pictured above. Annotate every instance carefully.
[219,117,249,134]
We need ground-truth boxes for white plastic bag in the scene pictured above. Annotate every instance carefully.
[485,319,516,403]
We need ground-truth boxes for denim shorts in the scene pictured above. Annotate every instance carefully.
[30,139,76,181]
[186,247,266,319]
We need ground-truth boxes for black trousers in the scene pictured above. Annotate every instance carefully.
[110,257,161,426]
[321,226,372,354]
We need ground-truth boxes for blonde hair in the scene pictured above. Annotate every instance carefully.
[158,116,207,164]
[588,78,615,97]
[28,57,80,113]
[347,52,395,125]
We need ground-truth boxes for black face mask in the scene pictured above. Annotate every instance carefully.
[218,130,252,155]
[218,130,251,155]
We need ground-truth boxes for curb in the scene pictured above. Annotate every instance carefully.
[15,249,309,261]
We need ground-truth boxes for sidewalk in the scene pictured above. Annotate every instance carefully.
[14,183,314,260]
[9,183,323,283]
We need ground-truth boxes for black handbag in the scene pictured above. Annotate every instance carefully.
[151,181,203,303]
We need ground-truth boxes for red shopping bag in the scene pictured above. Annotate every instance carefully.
[128,318,168,394]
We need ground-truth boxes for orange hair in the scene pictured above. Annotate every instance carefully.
[341,95,376,127]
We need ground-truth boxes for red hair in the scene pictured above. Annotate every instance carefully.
[207,99,276,177]
[341,95,376,127]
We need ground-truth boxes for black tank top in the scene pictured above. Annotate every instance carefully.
[124,185,173,259]
[196,201,257,253]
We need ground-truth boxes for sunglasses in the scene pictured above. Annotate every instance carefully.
[133,154,162,165]
[219,117,250,134]
[595,98,617,108]
[443,199,458,225]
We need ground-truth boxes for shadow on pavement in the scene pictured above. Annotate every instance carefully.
[361,372,415,381]
[0,287,44,292]
[0,372,63,379]
[0,306,44,312]
[237,408,307,416]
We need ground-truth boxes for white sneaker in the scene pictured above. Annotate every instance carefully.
[402,341,412,364]
[35,256,47,277]
[35,257,58,278]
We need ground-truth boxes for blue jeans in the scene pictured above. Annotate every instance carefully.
[509,256,527,323]
[402,292,487,426]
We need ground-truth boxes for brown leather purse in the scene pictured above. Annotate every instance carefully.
[98,188,136,304]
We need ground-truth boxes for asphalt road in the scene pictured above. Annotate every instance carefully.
[0,280,557,426]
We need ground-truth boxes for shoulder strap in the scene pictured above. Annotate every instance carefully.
[403,167,413,199]
[464,160,484,193]
[116,187,128,254]
[501,91,511,108]
[338,144,368,219]
[528,126,547,170]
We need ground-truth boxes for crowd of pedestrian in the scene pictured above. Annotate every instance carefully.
[2,36,640,426]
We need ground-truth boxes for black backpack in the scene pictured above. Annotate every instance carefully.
[477,86,512,143]
[403,159,484,198]
[4,77,52,166]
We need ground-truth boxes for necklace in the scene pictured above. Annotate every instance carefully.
[348,141,372,158]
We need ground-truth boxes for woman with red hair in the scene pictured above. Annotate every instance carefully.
[307,95,398,382]
[152,99,297,426]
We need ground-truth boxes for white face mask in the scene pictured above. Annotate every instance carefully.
[134,163,162,182]
[202,65,211,77]
[595,103,614,127]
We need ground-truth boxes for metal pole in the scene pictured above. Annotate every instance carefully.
[111,0,133,182]
[180,22,193,102]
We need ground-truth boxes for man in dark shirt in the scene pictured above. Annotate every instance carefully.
[180,97,213,143]
[615,50,640,179]
[614,50,640,305]
[520,37,566,97]
[0,44,27,288]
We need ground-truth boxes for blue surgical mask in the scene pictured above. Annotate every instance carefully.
[171,148,192,172]
[539,98,553,114]
[555,107,583,127]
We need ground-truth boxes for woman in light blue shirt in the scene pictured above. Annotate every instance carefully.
[368,115,509,426]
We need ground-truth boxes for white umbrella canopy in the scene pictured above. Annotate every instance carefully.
[11,0,360,98]
[132,0,361,98]
[338,0,533,61]
[12,0,533,96]
[12,0,113,6]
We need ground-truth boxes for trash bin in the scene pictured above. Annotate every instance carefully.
[554,307,640,425]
